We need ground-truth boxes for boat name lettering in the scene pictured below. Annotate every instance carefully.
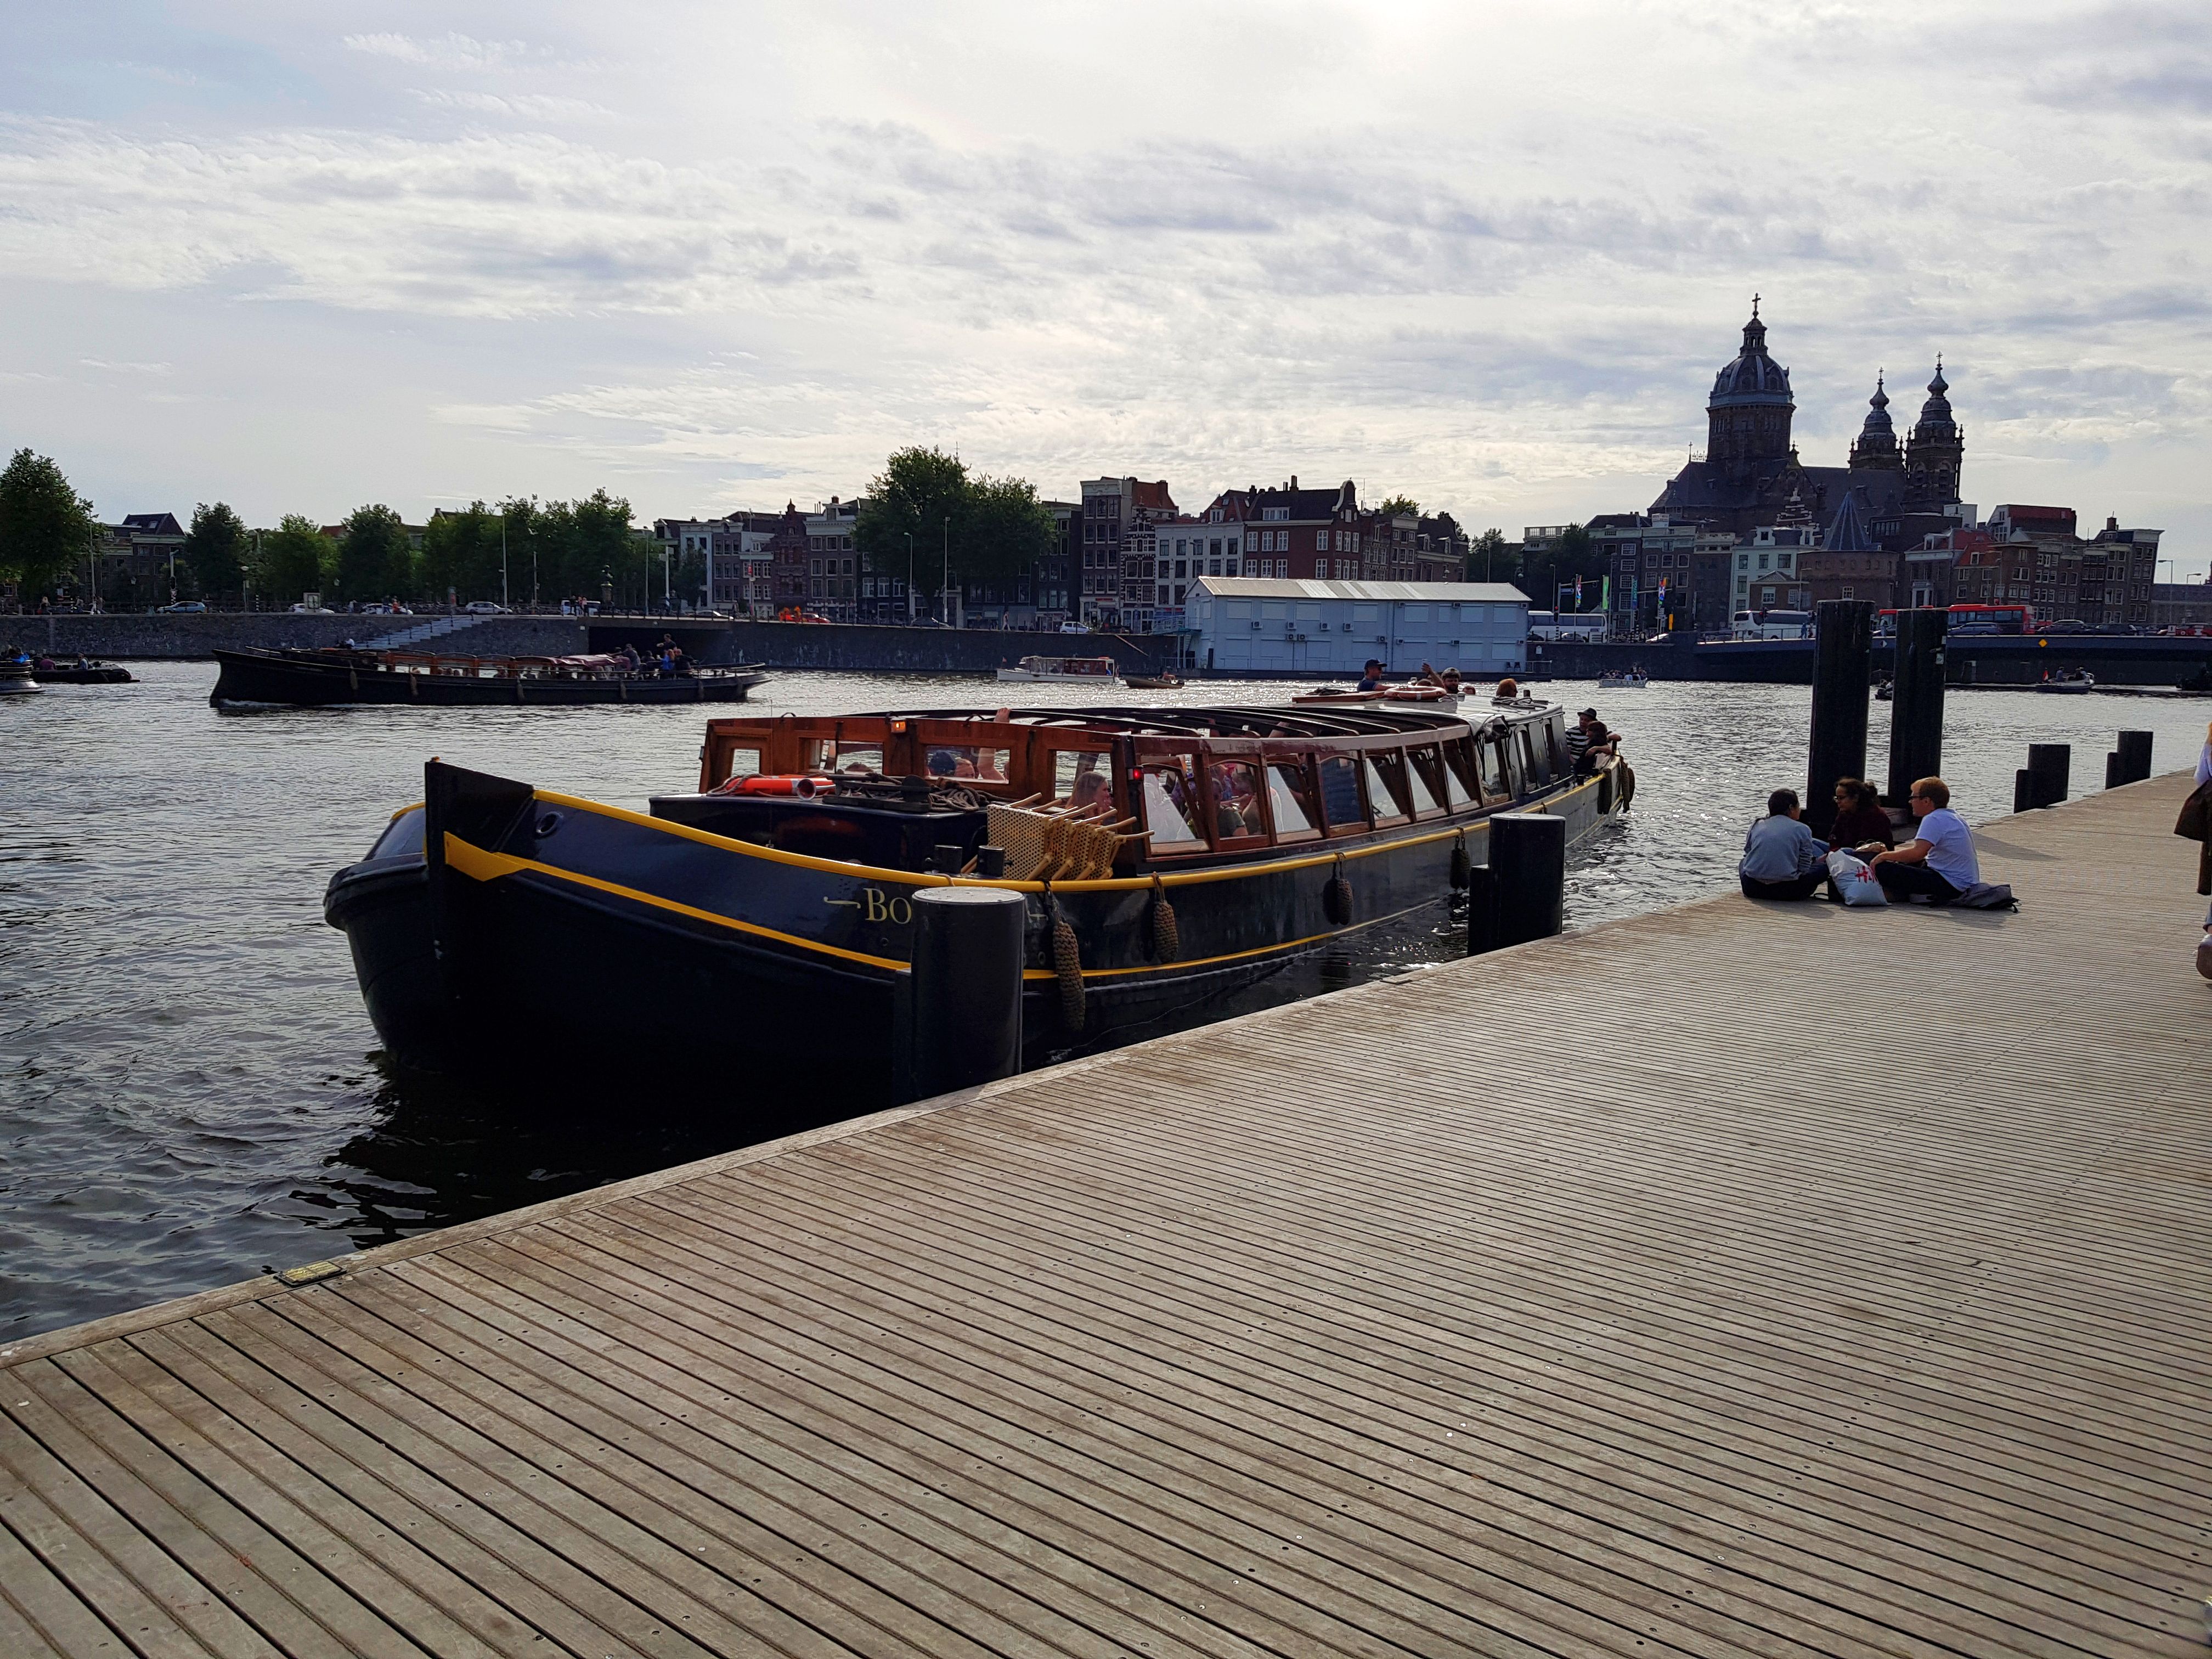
[850,888,912,924]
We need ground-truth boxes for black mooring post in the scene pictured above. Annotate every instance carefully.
[2106,730,2153,789]
[1886,608,1947,805]
[1806,599,1874,838]
[1491,812,1566,950]
[1464,864,1499,956]
[2026,743,2070,809]
[902,887,1025,1102]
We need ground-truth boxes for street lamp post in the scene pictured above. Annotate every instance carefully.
[501,518,509,610]
[942,516,951,628]
[905,532,914,623]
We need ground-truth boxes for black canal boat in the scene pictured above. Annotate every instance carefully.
[325,700,1632,1112]
[211,646,766,708]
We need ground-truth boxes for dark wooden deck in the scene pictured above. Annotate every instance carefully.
[4,774,2207,1657]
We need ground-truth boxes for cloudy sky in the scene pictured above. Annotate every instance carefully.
[3,1,2207,571]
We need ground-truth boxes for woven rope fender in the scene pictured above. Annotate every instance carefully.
[1323,854,1354,927]
[1149,874,1180,962]
[1046,886,1086,1030]
[1449,829,1471,890]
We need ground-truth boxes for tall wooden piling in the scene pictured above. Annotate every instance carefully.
[1886,607,1946,804]
[1805,599,1873,838]
[2106,730,2153,789]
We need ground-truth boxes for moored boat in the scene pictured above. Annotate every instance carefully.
[995,654,1118,684]
[326,699,1632,1112]
[1596,668,1649,690]
[211,646,766,708]
[27,660,134,684]
[2035,668,2095,695]
[0,663,39,695]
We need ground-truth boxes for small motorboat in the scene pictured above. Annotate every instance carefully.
[0,662,40,694]
[1122,670,1184,690]
[27,658,133,684]
[2035,668,2095,695]
[996,654,1119,684]
[1874,679,1894,702]
[1596,668,1649,690]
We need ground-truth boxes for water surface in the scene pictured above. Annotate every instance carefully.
[4,663,2203,1338]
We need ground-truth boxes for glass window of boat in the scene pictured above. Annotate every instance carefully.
[1439,742,1477,808]
[1266,764,1318,837]
[1543,719,1566,775]
[1403,747,1443,814]
[1207,761,1266,841]
[724,746,763,781]
[832,741,884,776]
[1519,726,1547,785]
[1478,731,1510,798]
[1318,755,1364,830]
[1494,732,1523,798]
[1053,749,1112,811]
[927,745,1010,783]
[1363,754,1407,821]
[1140,763,1204,848]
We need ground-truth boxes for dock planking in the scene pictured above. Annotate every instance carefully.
[3,773,2207,1658]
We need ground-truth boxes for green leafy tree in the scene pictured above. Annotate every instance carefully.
[421,503,508,602]
[854,447,971,590]
[0,448,97,598]
[184,502,247,603]
[1467,527,1516,583]
[570,489,637,603]
[960,473,1055,584]
[252,515,331,604]
[1376,494,1420,517]
[334,504,411,601]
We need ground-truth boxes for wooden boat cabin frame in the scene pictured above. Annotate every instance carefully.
[696,704,1577,874]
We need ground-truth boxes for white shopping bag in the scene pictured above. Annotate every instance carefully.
[1826,848,1887,907]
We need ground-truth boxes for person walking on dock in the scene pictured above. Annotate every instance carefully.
[1860,776,1978,905]
[2194,723,2212,980]
[1740,788,1827,901]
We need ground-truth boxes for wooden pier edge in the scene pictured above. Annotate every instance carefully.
[2,769,2206,1658]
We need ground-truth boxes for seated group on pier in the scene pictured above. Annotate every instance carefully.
[1741,776,1980,906]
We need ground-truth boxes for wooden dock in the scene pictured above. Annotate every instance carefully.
[4,774,2207,1658]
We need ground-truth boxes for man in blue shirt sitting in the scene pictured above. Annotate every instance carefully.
[1860,776,1978,904]
[1355,658,1385,692]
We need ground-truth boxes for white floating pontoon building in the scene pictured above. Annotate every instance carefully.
[1185,578,1531,678]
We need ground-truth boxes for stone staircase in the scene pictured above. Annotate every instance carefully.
[371,614,492,648]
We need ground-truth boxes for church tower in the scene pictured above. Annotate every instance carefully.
[1848,374,1903,470]
[1903,360,1963,510]
[1705,297,1796,478]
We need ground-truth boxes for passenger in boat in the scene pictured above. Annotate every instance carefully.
[1495,676,1520,699]
[621,642,643,673]
[1356,659,1385,692]
[1827,778,1892,850]
[1066,770,1111,814]
[1565,709,1617,772]
[1739,789,1827,901]
[1861,776,1979,905]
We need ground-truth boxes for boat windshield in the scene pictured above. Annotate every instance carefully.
[1140,766,1203,846]
[1267,765,1315,834]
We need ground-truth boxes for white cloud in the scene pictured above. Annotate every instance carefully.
[341,32,531,72]
[0,1,2204,565]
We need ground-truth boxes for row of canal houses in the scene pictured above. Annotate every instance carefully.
[660,477,1471,633]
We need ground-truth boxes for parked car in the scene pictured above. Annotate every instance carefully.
[463,600,510,614]
[2037,619,2093,635]
[157,601,208,614]
[289,603,334,614]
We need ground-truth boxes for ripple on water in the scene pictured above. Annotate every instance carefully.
[3,662,2205,1336]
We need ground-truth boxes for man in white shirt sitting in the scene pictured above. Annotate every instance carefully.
[1860,775,1978,904]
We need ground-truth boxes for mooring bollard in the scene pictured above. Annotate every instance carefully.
[2014,743,2070,812]
[1807,599,1874,838]
[902,887,1025,1101]
[2105,730,2153,789]
[1886,607,1946,805]
[1486,811,1566,951]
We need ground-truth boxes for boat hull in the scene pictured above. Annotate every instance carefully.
[326,757,1626,1113]
[212,648,765,708]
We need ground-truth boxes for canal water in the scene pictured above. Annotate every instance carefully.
[4,663,2207,1338]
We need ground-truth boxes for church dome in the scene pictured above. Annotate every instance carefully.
[1709,300,1794,408]
[1914,358,1956,437]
